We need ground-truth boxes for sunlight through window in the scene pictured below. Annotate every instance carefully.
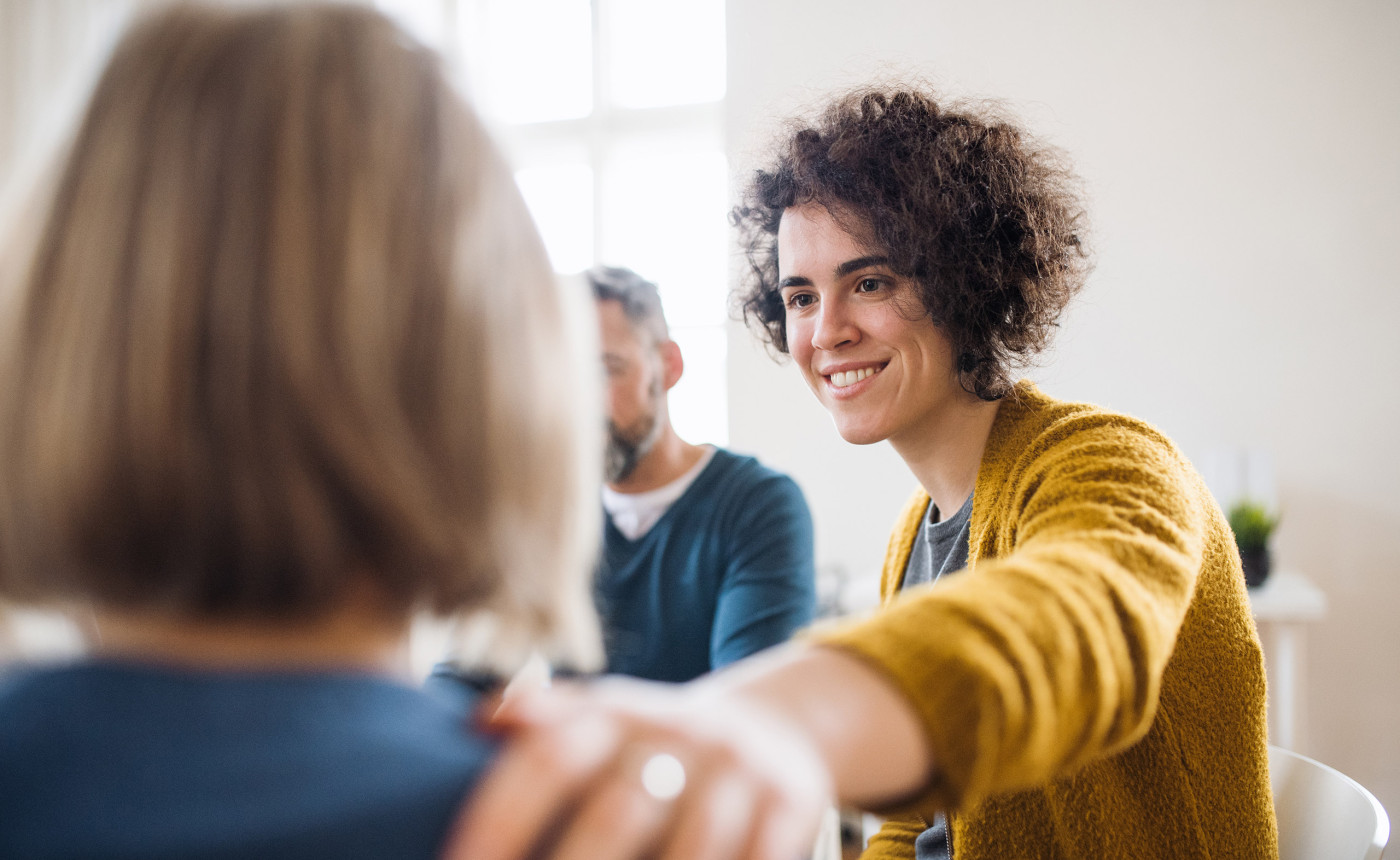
[514,164,595,274]
[376,0,729,446]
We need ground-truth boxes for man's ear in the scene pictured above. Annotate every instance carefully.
[658,339,684,391]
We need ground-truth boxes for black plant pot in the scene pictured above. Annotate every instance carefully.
[1241,546,1272,588]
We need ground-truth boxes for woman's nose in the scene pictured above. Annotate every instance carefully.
[811,302,859,351]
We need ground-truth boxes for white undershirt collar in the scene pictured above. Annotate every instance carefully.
[601,445,717,541]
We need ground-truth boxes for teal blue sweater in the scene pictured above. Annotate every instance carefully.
[0,661,493,859]
[596,448,816,681]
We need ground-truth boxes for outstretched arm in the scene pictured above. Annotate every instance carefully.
[443,642,933,860]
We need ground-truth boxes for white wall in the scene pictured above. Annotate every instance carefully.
[726,0,1400,813]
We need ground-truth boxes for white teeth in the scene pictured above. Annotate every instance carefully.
[829,367,876,388]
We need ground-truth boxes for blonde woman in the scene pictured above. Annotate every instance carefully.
[0,4,598,858]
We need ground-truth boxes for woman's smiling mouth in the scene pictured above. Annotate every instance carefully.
[825,364,886,389]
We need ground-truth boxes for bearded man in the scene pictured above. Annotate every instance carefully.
[589,265,816,681]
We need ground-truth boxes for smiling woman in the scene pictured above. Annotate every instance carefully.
[443,84,1276,860]
[776,202,966,456]
[735,89,1090,403]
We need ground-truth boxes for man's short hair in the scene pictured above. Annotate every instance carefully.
[587,265,670,345]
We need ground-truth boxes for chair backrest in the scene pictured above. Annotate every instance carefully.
[1270,745,1390,860]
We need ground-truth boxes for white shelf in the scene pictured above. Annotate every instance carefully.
[1249,568,1327,622]
[1248,569,1326,749]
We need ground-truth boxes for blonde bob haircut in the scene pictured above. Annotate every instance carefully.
[0,3,601,666]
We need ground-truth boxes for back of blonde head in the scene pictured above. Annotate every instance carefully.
[0,3,600,666]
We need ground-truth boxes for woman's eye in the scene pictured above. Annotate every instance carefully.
[857,278,883,293]
[784,293,815,310]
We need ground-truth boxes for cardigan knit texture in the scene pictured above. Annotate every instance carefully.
[814,383,1277,860]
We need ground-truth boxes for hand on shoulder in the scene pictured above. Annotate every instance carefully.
[443,672,834,860]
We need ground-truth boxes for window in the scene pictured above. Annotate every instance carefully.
[377,0,730,446]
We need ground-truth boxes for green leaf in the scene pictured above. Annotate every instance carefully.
[1227,500,1279,551]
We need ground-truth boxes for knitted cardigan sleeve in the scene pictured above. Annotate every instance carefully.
[813,390,1211,820]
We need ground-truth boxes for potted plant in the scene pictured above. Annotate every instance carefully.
[1227,500,1279,588]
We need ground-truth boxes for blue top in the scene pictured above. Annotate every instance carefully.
[0,660,494,859]
[596,448,817,682]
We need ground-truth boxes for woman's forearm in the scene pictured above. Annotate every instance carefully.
[444,641,937,860]
[697,642,935,809]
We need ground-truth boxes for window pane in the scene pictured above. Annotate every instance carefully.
[515,164,594,273]
[604,0,724,109]
[472,0,592,123]
[599,144,728,328]
[669,327,728,446]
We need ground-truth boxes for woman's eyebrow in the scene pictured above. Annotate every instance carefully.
[781,255,892,290]
[835,255,891,277]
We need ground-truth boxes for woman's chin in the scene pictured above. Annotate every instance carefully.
[831,419,888,447]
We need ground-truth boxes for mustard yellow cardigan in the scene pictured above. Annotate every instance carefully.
[814,383,1277,859]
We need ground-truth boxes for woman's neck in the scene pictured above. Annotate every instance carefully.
[92,594,412,677]
[890,396,1001,516]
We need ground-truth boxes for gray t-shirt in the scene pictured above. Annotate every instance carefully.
[900,493,973,860]
[902,493,973,589]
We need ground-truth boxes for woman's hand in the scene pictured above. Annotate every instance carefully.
[443,673,834,860]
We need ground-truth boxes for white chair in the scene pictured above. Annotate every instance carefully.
[1270,745,1390,860]
[809,805,843,860]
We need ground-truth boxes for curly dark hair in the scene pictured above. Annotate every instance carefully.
[732,87,1091,400]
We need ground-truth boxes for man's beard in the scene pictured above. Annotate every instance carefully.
[604,398,664,484]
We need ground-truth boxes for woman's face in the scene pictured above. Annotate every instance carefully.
[776,204,964,448]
